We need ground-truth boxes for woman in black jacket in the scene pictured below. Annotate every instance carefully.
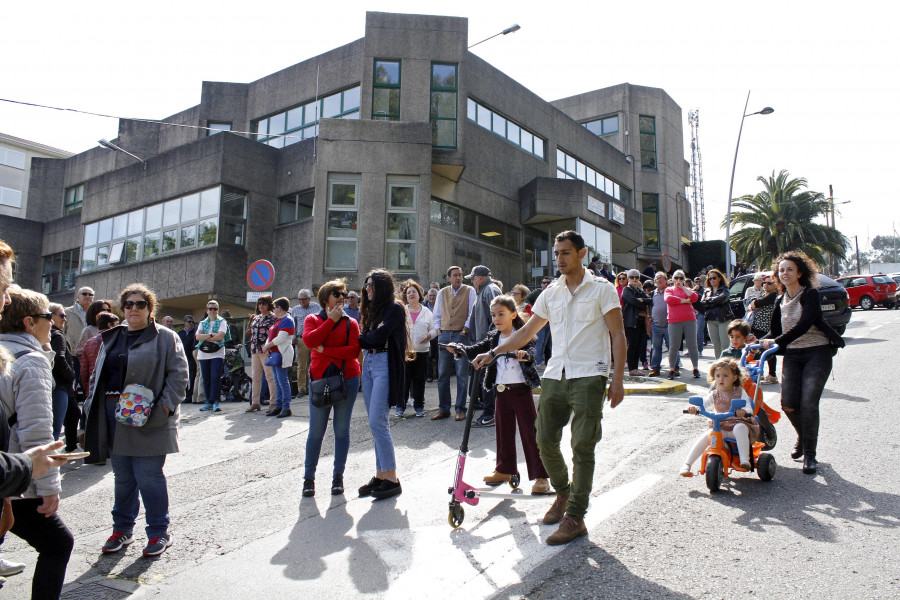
[761,251,843,475]
[48,303,77,445]
[357,269,407,500]
[699,269,734,358]
[621,270,653,376]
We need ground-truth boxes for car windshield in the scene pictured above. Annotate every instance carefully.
[874,276,892,284]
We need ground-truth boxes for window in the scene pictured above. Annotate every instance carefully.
[0,147,26,170]
[555,148,630,204]
[583,115,619,137]
[430,63,457,148]
[254,86,361,147]
[65,184,84,215]
[80,185,245,273]
[278,190,314,225]
[639,115,657,170]
[466,98,545,159]
[372,59,401,121]
[0,186,22,208]
[207,122,232,136]
[642,193,660,250]
[576,220,612,265]
[385,178,418,272]
[41,249,80,294]
[429,198,520,252]
[325,176,360,270]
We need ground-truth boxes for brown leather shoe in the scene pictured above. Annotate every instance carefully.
[543,493,569,525]
[483,471,512,485]
[648,369,660,377]
[431,412,450,421]
[546,514,587,545]
[531,478,551,495]
[454,411,466,421]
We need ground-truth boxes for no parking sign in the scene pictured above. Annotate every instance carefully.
[247,260,275,291]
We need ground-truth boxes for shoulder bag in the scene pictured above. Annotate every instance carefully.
[115,383,156,427]
[309,317,350,409]
[198,318,223,353]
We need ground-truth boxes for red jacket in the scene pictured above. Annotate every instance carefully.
[81,333,103,394]
[302,313,361,380]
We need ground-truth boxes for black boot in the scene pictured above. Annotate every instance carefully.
[802,454,817,475]
[302,479,315,497]
[791,439,804,460]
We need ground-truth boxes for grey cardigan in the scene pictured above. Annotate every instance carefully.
[83,321,188,463]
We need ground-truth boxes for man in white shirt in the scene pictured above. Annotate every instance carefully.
[473,230,625,546]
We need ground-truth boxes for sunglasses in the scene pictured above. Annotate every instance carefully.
[510,291,521,296]
[673,276,685,280]
[80,292,94,296]
[332,290,348,298]
[123,300,149,310]
[364,282,374,289]
[628,275,640,279]
[54,312,67,319]
[29,313,53,321]
[207,306,218,311]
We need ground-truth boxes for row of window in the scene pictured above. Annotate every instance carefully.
[0,147,26,170]
[466,98,546,159]
[372,60,400,121]
[278,190,314,225]
[555,148,629,204]
[429,198,520,252]
[430,63,458,148]
[583,115,619,137]
[41,249,80,294]
[254,86,361,147]
[81,186,247,272]
[639,115,657,170]
[0,186,22,209]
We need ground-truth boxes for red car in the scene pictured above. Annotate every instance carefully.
[836,274,898,310]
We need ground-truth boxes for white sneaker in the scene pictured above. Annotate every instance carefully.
[739,460,751,470]
[0,557,26,577]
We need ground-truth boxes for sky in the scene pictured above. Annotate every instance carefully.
[3,0,898,252]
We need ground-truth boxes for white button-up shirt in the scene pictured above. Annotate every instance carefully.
[531,268,621,381]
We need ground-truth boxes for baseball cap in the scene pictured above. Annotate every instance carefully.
[464,265,491,279]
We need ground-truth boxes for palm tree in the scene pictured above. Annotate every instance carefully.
[723,170,849,269]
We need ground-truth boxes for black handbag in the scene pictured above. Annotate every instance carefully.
[309,317,350,409]
[198,340,220,353]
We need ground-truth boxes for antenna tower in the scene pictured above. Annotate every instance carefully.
[688,109,706,240]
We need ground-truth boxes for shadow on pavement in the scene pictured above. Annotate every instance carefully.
[820,389,868,403]
[222,410,285,443]
[60,460,110,497]
[700,464,899,542]
[843,336,887,346]
[271,496,410,594]
[495,540,695,599]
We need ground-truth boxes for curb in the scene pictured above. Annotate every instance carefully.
[621,376,687,395]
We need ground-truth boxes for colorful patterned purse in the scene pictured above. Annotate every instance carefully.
[115,384,156,427]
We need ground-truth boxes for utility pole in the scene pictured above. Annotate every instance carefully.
[855,236,861,275]
[828,184,835,276]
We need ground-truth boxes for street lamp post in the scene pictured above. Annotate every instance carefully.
[468,24,521,49]
[724,91,773,277]
[98,138,147,170]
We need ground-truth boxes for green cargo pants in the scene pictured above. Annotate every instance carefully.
[536,373,607,518]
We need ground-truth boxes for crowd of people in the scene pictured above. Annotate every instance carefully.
[0,232,844,596]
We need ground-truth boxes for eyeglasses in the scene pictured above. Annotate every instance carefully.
[331,290,348,298]
[80,292,94,297]
[123,300,149,310]
[628,275,640,279]
[510,291,521,296]
[673,276,685,280]
[29,313,53,321]
[708,276,719,281]
[207,306,218,311]
[54,312,67,319]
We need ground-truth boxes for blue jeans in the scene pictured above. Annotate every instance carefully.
[437,331,469,414]
[650,323,669,370]
[199,357,224,407]
[361,352,396,472]
[304,376,360,479]
[695,312,706,353]
[535,323,550,366]
[272,363,291,411]
[51,387,69,441]
[110,454,169,538]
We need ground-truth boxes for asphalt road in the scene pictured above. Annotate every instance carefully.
[3,308,899,599]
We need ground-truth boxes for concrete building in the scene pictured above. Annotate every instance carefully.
[0,132,73,287]
[5,11,691,338]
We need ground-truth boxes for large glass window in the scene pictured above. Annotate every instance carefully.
[372,59,401,121]
[80,185,247,273]
[385,178,418,272]
[576,219,612,265]
[0,147,26,170]
[642,193,660,249]
[41,249,80,295]
[278,190,314,225]
[583,115,619,137]
[64,184,84,215]
[429,198,519,252]
[466,98,545,159]
[325,176,360,271]
[430,63,457,148]
[254,86,361,147]
[639,115,657,170]
[555,148,630,205]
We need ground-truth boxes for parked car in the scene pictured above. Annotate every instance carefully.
[889,273,900,309]
[835,274,897,310]
[729,271,852,335]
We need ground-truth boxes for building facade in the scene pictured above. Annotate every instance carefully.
[4,11,691,331]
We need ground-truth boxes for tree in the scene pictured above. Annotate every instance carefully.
[870,234,900,263]
[723,170,850,269]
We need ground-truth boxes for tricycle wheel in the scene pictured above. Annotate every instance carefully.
[706,455,723,493]
[757,453,776,481]
[448,503,465,528]
[509,473,520,489]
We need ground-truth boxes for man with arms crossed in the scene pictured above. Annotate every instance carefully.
[473,230,626,545]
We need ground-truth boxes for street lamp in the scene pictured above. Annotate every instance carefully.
[98,138,147,170]
[468,24,521,48]
[724,92,773,277]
